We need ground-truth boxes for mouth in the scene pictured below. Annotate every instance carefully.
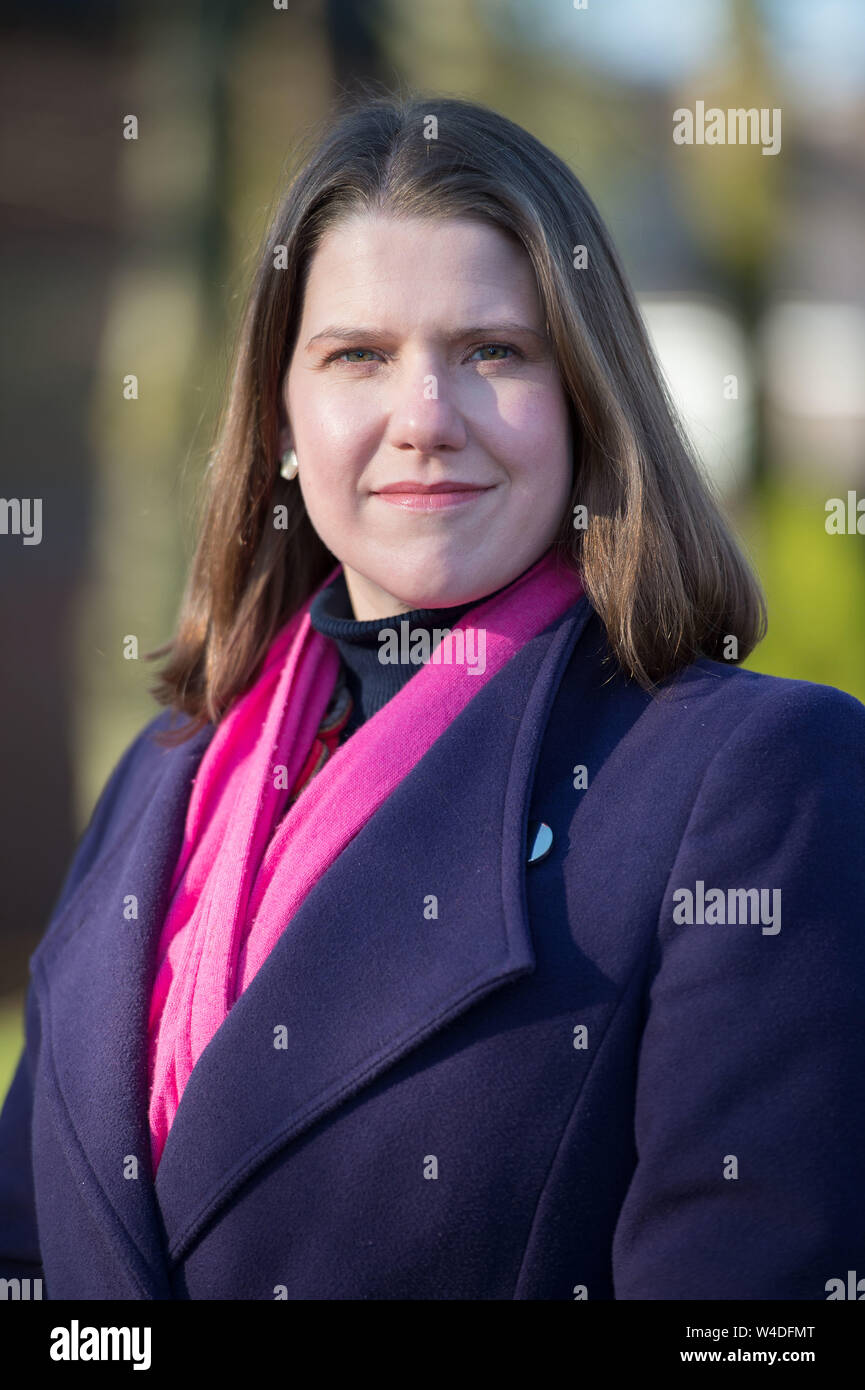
[371,481,497,512]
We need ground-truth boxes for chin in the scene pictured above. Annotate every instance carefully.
[383,552,511,605]
[378,573,491,612]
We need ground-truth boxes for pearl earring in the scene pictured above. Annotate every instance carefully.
[280,448,299,481]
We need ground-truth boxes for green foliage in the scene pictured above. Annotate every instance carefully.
[742,476,865,703]
[0,997,24,1113]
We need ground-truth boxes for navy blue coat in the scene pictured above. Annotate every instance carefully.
[2,595,865,1300]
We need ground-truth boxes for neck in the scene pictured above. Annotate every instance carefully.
[308,571,483,737]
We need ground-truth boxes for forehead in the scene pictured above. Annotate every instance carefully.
[298,213,542,323]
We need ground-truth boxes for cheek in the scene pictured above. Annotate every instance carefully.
[299,389,383,466]
[489,383,572,473]
[288,384,367,484]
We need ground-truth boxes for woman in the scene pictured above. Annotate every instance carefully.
[2,93,864,1302]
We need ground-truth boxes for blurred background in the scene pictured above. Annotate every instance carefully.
[2,0,864,1101]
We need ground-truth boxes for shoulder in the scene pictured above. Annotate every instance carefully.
[88,706,206,822]
[46,707,208,928]
[656,657,865,784]
[654,662,865,942]
[563,608,865,769]
[545,616,865,873]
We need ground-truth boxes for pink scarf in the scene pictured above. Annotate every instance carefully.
[147,548,584,1170]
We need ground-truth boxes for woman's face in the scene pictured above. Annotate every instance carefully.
[280,213,573,619]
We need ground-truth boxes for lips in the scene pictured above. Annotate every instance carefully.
[373,481,493,494]
[371,481,496,512]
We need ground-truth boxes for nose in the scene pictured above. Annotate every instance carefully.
[383,355,468,455]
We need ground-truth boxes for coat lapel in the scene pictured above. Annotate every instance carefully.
[32,594,594,1285]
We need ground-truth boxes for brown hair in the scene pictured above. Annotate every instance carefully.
[147,90,766,744]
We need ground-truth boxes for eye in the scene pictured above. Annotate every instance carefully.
[326,348,381,365]
[469,343,519,362]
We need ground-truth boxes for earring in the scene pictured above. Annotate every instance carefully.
[280,448,299,481]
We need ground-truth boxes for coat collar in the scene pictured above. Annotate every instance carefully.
[30,595,594,1291]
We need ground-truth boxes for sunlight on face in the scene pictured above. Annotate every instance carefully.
[281,213,573,619]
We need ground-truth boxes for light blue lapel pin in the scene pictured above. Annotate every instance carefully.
[527,821,554,864]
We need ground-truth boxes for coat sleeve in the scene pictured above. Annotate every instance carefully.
[611,680,865,1300]
[0,711,165,1282]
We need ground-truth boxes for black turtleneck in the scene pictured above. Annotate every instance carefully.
[308,567,519,742]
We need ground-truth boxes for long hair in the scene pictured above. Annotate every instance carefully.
[147,91,766,744]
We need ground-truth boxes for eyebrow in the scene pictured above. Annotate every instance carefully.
[304,321,549,350]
